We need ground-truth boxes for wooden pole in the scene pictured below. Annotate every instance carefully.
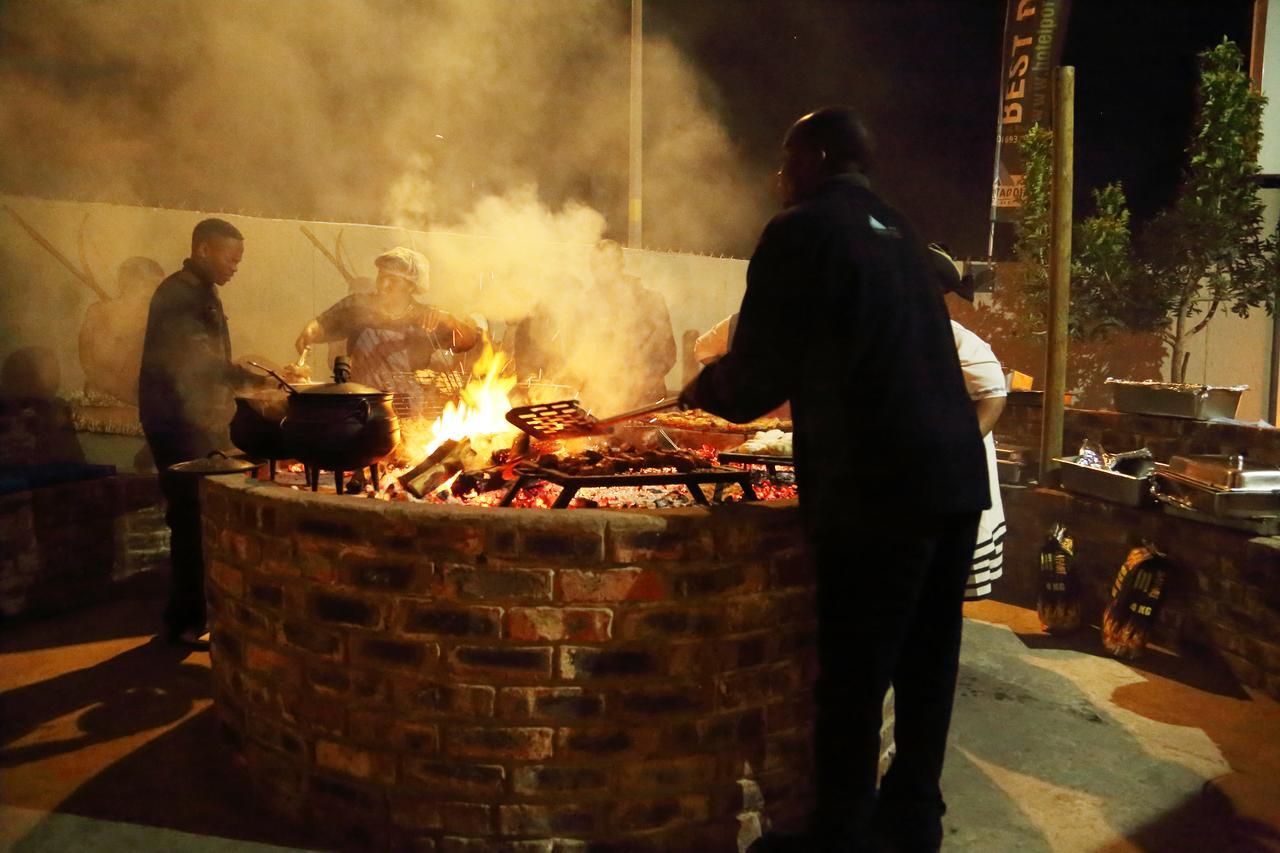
[628,0,643,248]
[1040,66,1074,483]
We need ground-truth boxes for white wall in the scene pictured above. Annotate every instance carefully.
[0,195,748,400]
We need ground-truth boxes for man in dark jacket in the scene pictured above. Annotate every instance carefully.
[139,217,260,644]
[682,108,990,852]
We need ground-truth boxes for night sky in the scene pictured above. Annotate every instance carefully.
[650,0,1256,258]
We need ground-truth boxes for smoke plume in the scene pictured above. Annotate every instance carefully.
[0,0,769,255]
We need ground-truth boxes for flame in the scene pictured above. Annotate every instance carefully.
[408,341,520,459]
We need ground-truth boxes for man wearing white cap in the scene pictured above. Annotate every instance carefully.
[291,247,478,417]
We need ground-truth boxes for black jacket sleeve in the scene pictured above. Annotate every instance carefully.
[688,217,797,422]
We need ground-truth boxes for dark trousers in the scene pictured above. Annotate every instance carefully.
[810,510,980,852]
[145,428,217,636]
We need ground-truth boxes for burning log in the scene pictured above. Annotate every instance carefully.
[398,438,471,498]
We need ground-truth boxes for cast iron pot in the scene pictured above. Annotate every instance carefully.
[279,357,401,472]
[230,389,290,461]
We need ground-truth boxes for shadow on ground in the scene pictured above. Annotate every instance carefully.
[12,706,318,851]
[0,572,169,654]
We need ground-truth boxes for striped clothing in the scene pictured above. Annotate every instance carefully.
[951,321,1006,600]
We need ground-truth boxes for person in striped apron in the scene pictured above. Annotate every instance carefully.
[927,244,1007,600]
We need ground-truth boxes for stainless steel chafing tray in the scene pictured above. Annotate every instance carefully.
[1055,455,1153,506]
[1164,454,1280,491]
[1152,455,1280,519]
[1105,379,1246,421]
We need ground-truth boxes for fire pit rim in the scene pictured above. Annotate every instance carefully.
[205,473,799,523]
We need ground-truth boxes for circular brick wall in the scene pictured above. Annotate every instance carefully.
[201,476,818,851]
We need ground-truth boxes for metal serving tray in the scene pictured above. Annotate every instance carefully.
[1105,379,1246,421]
[1165,455,1280,492]
[1054,455,1153,506]
[1152,470,1280,518]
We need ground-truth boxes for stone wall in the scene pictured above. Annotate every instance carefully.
[202,477,832,851]
[0,473,167,618]
[998,485,1280,700]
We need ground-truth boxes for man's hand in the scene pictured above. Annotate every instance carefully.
[677,378,701,411]
[280,362,311,384]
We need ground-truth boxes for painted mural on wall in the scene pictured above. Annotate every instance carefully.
[0,195,749,465]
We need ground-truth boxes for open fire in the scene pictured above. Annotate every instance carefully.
[276,339,796,508]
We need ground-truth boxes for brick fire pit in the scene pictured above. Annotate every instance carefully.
[201,474,819,850]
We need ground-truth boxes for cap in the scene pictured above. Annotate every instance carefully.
[926,243,975,302]
[374,247,429,293]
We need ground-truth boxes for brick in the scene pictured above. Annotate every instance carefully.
[763,729,810,773]
[227,531,264,565]
[449,646,554,680]
[281,620,343,657]
[616,756,716,793]
[497,687,605,721]
[390,794,442,831]
[444,566,553,601]
[279,689,345,735]
[293,544,340,583]
[613,685,709,716]
[522,530,605,562]
[498,804,599,836]
[405,605,502,637]
[441,801,493,835]
[310,592,382,627]
[353,636,436,669]
[296,517,360,541]
[348,709,439,754]
[554,726,657,758]
[606,523,714,562]
[347,559,423,591]
[244,643,299,684]
[558,568,665,602]
[718,664,798,709]
[447,726,554,761]
[241,741,305,803]
[397,680,496,716]
[506,607,612,642]
[208,560,244,596]
[307,664,353,694]
[674,565,755,597]
[614,607,721,640]
[403,760,506,797]
[440,840,553,853]
[315,739,395,783]
[559,647,659,679]
[511,765,611,796]
[247,582,284,609]
[769,549,812,588]
[725,634,769,669]
[612,796,709,833]
[211,629,242,666]
[245,713,306,756]
[416,521,486,557]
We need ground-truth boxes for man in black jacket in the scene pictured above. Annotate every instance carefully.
[682,108,990,852]
[139,218,260,644]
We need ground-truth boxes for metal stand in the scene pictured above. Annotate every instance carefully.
[500,467,757,508]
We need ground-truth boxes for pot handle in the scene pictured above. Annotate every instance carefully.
[359,399,370,424]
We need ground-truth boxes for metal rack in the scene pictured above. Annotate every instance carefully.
[499,466,758,509]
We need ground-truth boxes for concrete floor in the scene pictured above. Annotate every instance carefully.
[1,583,1277,852]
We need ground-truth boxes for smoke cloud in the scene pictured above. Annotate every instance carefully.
[0,0,772,417]
[0,0,769,255]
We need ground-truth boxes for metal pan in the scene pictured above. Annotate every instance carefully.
[505,398,679,440]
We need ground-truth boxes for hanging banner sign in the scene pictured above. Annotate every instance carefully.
[990,0,1072,222]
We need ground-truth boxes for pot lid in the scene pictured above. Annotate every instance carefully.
[292,380,390,397]
[1166,454,1280,492]
[168,451,259,476]
[292,356,390,397]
